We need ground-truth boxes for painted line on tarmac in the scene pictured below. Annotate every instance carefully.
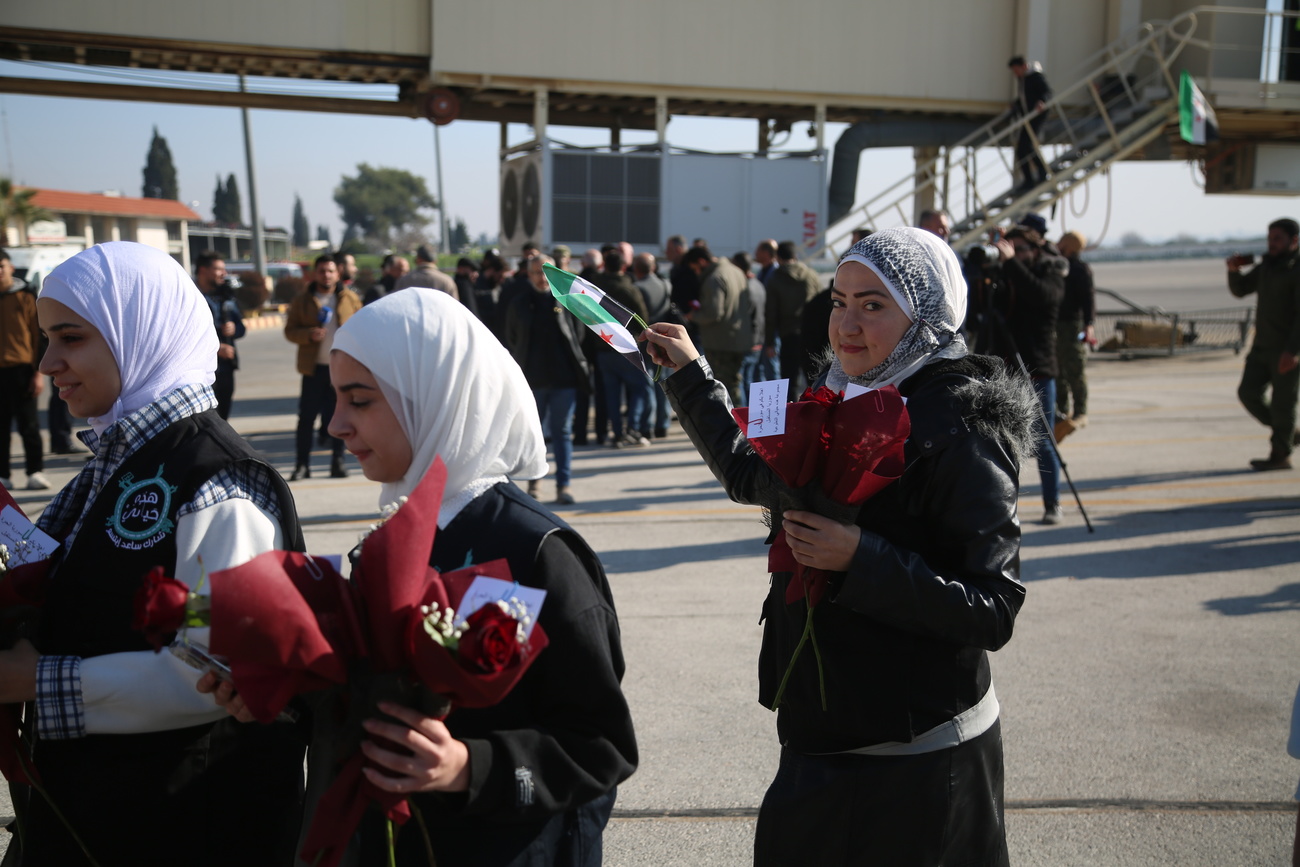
[608,800,1297,820]
[1061,434,1260,448]
[1019,494,1298,507]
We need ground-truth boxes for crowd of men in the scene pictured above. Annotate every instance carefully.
[5,208,1294,509]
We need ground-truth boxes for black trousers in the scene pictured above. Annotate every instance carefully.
[1015,116,1047,185]
[0,364,44,479]
[754,721,1009,867]
[779,338,811,402]
[213,361,236,420]
[295,364,343,467]
[46,377,74,452]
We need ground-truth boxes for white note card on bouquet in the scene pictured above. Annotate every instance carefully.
[747,379,789,438]
[0,505,59,566]
[457,576,547,639]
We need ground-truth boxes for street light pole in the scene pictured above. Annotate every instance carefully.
[240,74,266,274]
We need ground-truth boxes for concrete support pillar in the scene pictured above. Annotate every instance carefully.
[533,87,548,141]
[912,145,939,226]
[814,103,827,153]
[655,95,668,146]
[1014,0,1051,67]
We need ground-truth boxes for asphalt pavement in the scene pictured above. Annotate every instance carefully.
[3,295,1297,865]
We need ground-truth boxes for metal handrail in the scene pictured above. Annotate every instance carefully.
[815,5,1300,258]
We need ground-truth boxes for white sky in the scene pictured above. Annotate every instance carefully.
[1,61,1294,250]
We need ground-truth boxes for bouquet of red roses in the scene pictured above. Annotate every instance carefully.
[0,484,52,787]
[196,458,547,867]
[732,385,910,709]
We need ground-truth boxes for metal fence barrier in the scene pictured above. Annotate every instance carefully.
[1091,288,1254,358]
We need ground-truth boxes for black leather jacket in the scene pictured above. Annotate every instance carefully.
[664,354,1031,753]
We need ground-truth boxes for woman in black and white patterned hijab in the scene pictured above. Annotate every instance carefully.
[825,226,968,392]
[648,223,1032,867]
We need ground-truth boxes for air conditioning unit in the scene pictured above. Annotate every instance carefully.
[1205,142,1300,196]
[499,150,544,257]
[497,141,826,257]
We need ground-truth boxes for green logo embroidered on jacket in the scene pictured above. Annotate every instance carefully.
[106,465,179,549]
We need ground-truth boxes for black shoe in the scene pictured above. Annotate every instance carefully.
[288,465,310,481]
[653,428,669,439]
[1249,454,1292,472]
[330,459,349,479]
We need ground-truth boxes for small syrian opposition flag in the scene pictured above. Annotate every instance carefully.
[543,262,652,379]
[1179,71,1218,146]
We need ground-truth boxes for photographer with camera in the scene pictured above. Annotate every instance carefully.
[194,250,246,420]
[992,226,1066,524]
[1227,217,1300,472]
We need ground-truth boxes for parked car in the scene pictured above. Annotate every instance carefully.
[5,244,86,293]
[225,260,303,284]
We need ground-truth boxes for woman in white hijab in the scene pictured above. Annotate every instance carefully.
[646,228,1037,866]
[0,242,305,866]
[323,287,637,866]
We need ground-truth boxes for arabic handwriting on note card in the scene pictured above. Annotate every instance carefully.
[747,379,789,439]
[0,505,59,567]
[456,576,547,639]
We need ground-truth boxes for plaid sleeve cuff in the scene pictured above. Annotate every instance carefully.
[35,655,85,740]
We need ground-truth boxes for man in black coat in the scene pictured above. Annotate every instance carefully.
[1009,56,1052,191]
[994,225,1066,524]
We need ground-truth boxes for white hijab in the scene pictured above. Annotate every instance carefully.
[331,287,547,524]
[40,242,218,434]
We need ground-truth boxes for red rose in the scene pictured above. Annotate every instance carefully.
[457,605,521,674]
[131,566,191,652]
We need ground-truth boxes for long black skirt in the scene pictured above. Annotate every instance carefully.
[754,720,1008,867]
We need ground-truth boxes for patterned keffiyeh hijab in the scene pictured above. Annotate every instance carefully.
[826,227,968,392]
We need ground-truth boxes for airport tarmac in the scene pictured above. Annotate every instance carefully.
[2,258,1295,865]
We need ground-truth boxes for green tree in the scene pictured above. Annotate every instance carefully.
[0,177,52,244]
[214,173,242,225]
[334,164,436,247]
[142,127,179,200]
[315,224,332,246]
[212,175,226,223]
[224,173,242,226]
[292,194,310,248]
[448,217,470,252]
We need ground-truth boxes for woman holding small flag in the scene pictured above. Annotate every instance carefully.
[645,227,1037,865]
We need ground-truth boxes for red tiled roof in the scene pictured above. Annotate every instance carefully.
[24,188,200,221]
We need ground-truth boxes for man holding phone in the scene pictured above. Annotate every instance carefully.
[1227,218,1300,471]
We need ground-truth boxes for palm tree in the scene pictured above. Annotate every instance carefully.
[0,177,52,246]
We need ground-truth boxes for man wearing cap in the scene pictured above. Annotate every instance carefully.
[395,244,458,299]
[1009,56,1052,191]
[551,245,572,273]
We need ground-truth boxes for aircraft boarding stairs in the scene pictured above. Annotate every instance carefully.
[820,15,1200,256]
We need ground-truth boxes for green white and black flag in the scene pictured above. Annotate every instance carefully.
[542,262,652,379]
[1179,71,1218,146]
